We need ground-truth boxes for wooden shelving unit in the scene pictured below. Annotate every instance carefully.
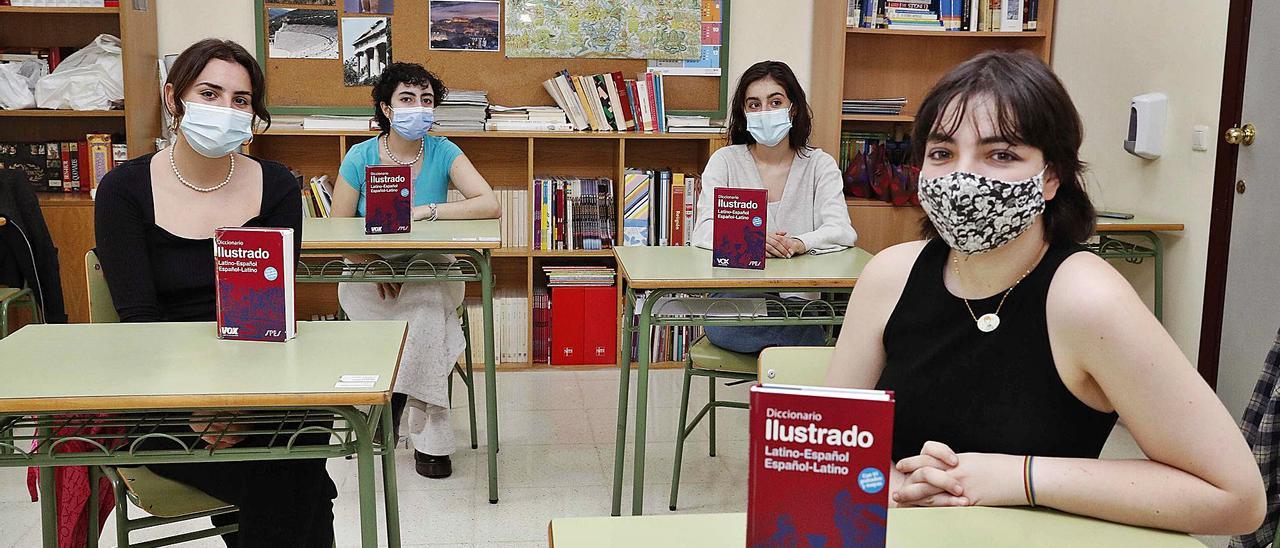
[247,128,726,369]
[3,4,159,326]
[811,0,1057,253]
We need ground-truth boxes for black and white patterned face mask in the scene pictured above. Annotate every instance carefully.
[918,168,1047,254]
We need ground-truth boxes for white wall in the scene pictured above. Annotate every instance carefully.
[1052,1,1229,365]
[156,0,257,57]
[154,0,816,95]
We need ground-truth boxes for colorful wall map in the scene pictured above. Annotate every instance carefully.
[505,0,701,59]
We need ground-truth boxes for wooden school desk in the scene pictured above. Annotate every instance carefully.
[298,217,506,503]
[548,508,1203,548]
[1092,218,1185,321]
[610,246,873,516]
[0,320,408,548]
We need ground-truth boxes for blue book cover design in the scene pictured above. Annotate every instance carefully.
[214,228,293,342]
[365,164,412,234]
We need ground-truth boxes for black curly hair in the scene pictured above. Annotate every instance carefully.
[371,62,449,135]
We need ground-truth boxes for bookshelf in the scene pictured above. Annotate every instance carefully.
[1,4,159,327]
[248,128,725,370]
[811,0,1057,253]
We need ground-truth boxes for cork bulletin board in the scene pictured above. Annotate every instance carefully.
[253,0,731,118]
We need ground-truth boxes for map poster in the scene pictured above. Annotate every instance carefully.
[504,0,701,60]
[648,0,722,76]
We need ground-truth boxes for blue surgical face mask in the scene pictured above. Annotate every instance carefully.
[179,101,254,158]
[391,106,434,141]
[746,108,793,147]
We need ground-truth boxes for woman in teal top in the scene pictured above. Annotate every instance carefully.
[331,62,499,480]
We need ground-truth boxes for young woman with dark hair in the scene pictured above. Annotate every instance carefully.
[689,60,857,354]
[94,38,336,547]
[330,62,499,479]
[825,50,1264,534]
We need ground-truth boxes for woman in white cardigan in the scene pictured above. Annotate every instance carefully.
[690,60,857,353]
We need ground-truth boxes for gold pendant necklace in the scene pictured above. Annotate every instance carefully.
[952,244,1047,333]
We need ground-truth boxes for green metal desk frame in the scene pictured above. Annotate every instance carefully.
[609,246,871,516]
[0,405,398,548]
[298,217,502,504]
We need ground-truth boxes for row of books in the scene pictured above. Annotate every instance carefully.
[300,174,334,218]
[449,188,530,249]
[435,89,488,132]
[622,169,700,247]
[850,0,1039,32]
[1,0,117,6]
[843,97,907,116]
[544,69,681,133]
[461,290,530,364]
[543,266,617,365]
[628,294,704,363]
[484,105,571,132]
[533,177,616,251]
[0,136,124,194]
[839,132,911,171]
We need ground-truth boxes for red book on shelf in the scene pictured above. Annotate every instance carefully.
[712,187,767,269]
[747,384,895,547]
[581,285,617,365]
[364,165,412,234]
[610,71,636,131]
[59,142,72,191]
[645,72,660,133]
[670,174,686,246]
[550,286,586,365]
[214,227,296,342]
[66,141,83,193]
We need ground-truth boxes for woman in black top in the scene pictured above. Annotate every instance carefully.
[94,39,334,547]
[826,51,1264,535]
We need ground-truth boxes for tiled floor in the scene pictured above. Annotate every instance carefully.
[0,369,1223,547]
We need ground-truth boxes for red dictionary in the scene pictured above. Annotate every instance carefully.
[748,384,895,547]
[712,187,767,269]
[550,286,585,365]
[214,227,296,342]
[364,165,412,234]
[581,285,617,364]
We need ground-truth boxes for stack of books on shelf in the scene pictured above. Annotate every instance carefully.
[543,265,617,366]
[302,115,377,131]
[436,89,488,131]
[852,0,1039,32]
[842,97,907,116]
[484,105,571,132]
[666,115,726,134]
[300,173,334,218]
[533,176,616,251]
[462,289,529,364]
[448,188,529,249]
[0,135,125,194]
[542,69,670,132]
[622,168,699,247]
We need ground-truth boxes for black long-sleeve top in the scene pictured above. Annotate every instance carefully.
[94,153,302,322]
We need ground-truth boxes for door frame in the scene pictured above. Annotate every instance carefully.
[1197,0,1254,388]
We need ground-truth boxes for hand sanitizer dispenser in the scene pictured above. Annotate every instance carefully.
[1124,93,1167,160]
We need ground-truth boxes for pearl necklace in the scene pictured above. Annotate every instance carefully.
[952,244,1046,333]
[382,134,424,166]
[169,147,234,193]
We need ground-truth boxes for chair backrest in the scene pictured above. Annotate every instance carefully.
[757,346,835,386]
[85,249,119,324]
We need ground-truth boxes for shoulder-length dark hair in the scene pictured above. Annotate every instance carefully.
[727,60,813,156]
[912,50,1095,244]
[371,62,449,135]
[166,39,270,129]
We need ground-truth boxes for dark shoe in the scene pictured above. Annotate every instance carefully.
[414,451,452,479]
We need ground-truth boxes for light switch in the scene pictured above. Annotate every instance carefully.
[1192,125,1210,151]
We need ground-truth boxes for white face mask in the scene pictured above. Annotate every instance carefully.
[745,108,792,147]
[179,101,254,158]
[390,106,434,141]
[918,167,1047,254]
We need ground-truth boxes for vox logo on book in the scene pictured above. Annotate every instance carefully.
[712,187,767,269]
[365,165,412,234]
[214,227,296,342]
[747,384,895,547]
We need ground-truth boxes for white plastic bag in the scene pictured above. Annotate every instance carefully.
[0,64,36,110]
[35,34,124,111]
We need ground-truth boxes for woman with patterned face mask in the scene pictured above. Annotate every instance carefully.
[94,39,335,547]
[824,50,1263,535]
[330,62,500,481]
[689,60,858,354]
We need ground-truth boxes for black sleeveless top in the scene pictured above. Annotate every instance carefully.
[875,238,1117,462]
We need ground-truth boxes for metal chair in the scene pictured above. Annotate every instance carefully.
[85,249,240,547]
[0,285,40,339]
[668,341,837,510]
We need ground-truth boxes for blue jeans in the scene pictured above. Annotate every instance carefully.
[701,293,828,354]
